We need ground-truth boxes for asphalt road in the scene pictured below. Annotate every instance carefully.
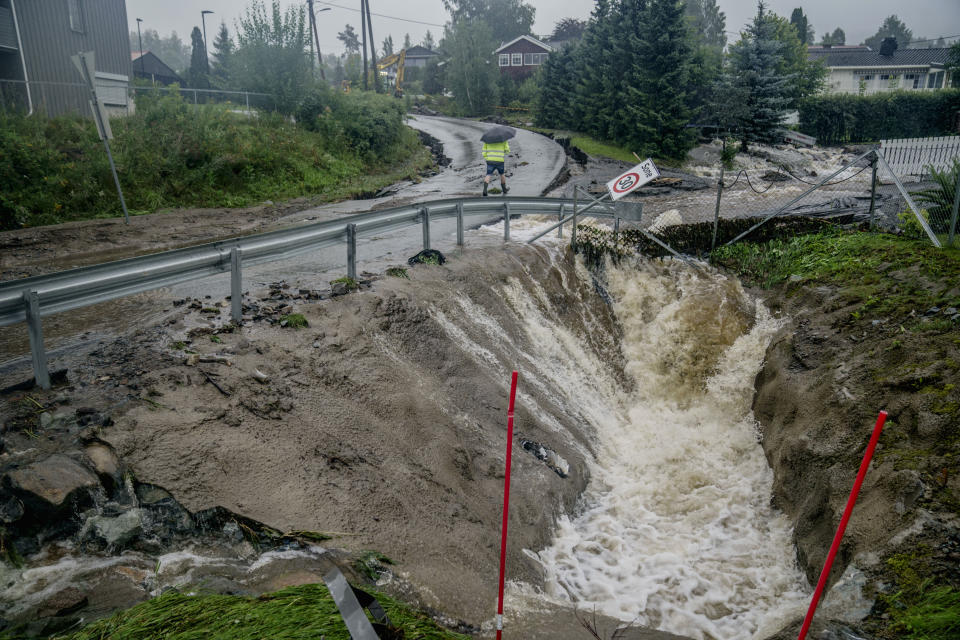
[0,117,567,375]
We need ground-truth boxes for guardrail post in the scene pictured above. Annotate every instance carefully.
[572,187,579,251]
[230,248,243,325]
[347,223,358,280]
[456,201,464,247]
[503,202,510,242]
[421,207,431,251]
[24,290,50,390]
[558,203,565,239]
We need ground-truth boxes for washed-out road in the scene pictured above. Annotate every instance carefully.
[0,116,566,376]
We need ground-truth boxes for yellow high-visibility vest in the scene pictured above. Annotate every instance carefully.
[482,141,509,163]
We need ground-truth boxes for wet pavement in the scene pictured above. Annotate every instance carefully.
[0,117,566,380]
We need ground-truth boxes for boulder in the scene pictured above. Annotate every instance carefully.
[83,508,144,547]
[5,455,100,508]
[36,587,88,618]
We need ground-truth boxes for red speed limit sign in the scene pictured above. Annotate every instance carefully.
[605,158,660,200]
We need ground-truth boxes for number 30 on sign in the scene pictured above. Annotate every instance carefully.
[605,158,660,201]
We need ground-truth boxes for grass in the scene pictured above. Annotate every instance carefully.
[711,229,960,329]
[386,267,409,279]
[281,313,309,329]
[526,126,679,166]
[41,583,469,640]
[329,276,359,291]
[0,90,433,230]
[879,551,960,639]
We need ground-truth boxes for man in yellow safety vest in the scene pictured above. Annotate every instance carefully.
[482,141,510,197]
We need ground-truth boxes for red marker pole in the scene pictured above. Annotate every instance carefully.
[496,371,519,640]
[797,410,888,640]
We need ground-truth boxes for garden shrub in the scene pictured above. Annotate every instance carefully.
[798,90,960,145]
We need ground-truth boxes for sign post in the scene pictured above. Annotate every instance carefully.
[71,51,130,225]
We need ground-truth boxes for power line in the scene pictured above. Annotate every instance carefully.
[316,1,445,28]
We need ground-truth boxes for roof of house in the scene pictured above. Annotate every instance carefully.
[130,50,181,79]
[404,45,438,58]
[494,35,552,54]
[808,47,953,67]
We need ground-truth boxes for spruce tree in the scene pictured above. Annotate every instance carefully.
[211,22,234,88]
[624,0,695,160]
[572,0,613,139]
[188,26,209,88]
[728,1,790,148]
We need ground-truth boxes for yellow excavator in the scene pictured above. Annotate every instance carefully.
[376,49,406,97]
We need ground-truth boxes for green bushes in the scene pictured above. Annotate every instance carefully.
[296,85,406,160]
[798,90,960,144]
[0,88,424,230]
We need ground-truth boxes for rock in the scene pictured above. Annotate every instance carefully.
[39,410,73,431]
[5,454,100,508]
[252,369,270,384]
[0,493,24,524]
[648,209,683,234]
[83,508,144,547]
[762,170,790,182]
[36,587,88,618]
[76,407,111,427]
[135,483,174,505]
[84,443,122,492]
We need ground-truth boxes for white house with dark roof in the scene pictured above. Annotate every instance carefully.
[808,40,956,95]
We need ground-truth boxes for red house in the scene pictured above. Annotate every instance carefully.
[495,35,552,80]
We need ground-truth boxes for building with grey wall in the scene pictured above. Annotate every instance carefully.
[0,0,132,116]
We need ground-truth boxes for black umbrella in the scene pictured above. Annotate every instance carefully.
[481,125,516,143]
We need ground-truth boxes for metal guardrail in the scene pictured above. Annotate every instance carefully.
[1,196,622,389]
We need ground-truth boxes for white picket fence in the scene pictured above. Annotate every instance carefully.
[879,136,960,180]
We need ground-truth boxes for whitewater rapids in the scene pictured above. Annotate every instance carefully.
[438,234,811,639]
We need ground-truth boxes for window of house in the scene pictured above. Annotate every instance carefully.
[535,53,547,64]
[68,0,84,33]
[523,53,532,65]
[928,71,944,88]
[499,54,509,67]
[880,74,890,80]
[511,53,522,66]
[861,75,873,82]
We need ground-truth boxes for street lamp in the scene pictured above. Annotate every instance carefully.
[306,2,331,78]
[135,18,144,77]
[201,10,214,72]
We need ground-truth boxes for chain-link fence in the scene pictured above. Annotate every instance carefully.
[0,79,277,118]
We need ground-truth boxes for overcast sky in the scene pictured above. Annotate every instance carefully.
[126,0,960,55]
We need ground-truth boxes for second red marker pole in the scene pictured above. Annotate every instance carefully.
[495,370,519,639]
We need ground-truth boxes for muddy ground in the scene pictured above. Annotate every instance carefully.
[3,245,688,638]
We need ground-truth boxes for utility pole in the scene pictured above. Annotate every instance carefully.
[360,0,368,90]
[201,10,214,73]
[307,1,329,80]
[365,0,379,92]
[135,18,144,77]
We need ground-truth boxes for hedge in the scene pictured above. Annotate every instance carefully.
[798,90,960,145]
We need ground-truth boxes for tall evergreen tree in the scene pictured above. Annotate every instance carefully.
[210,22,234,87]
[422,30,435,50]
[728,1,791,148]
[624,0,695,160]
[442,0,535,44]
[188,26,209,88]
[403,33,412,49]
[685,0,726,51]
[572,0,614,139]
[382,35,394,58]
[789,8,814,45]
